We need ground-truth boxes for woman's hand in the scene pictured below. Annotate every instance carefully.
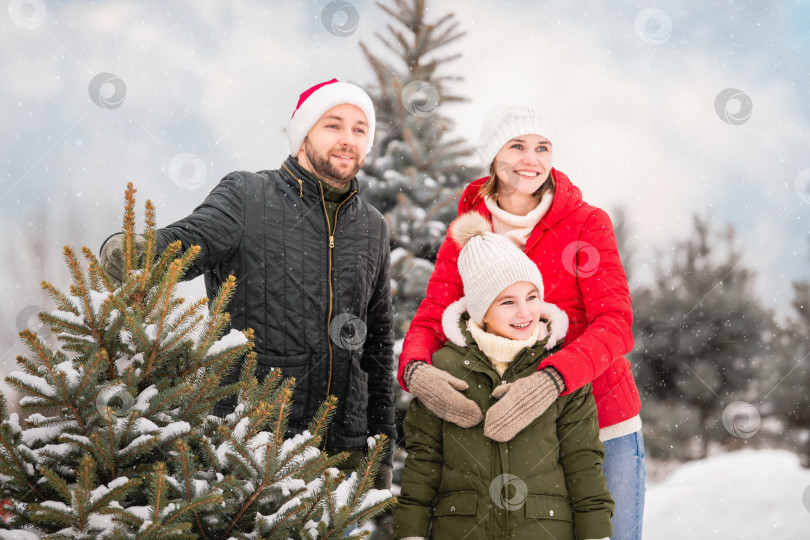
[405,361,483,427]
[484,367,563,441]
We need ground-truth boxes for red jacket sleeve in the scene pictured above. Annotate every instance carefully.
[540,208,634,393]
[397,232,465,390]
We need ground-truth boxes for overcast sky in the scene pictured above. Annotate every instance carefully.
[1,0,809,374]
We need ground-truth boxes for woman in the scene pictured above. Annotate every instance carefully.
[398,106,645,539]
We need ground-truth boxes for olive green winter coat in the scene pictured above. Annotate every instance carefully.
[393,310,613,540]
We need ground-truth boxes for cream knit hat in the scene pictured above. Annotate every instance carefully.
[477,105,555,167]
[450,212,544,325]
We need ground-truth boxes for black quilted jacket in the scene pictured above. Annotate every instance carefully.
[154,156,395,461]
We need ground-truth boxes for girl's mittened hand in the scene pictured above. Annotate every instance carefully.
[406,361,483,428]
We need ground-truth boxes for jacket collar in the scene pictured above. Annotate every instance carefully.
[542,169,584,230]
[279,155,360,201]
[441,296,569,352]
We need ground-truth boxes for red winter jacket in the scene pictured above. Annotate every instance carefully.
[398,169,641,429]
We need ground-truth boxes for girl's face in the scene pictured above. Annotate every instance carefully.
[492,134,553,196]
[482,281,542,340]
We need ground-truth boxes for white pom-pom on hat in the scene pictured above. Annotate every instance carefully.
[449,211,492,249]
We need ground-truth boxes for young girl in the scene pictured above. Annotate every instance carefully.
[399,106,644,539]
[393,212,612,540]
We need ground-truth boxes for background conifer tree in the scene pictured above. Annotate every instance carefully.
[630,216,775,459]
[360,0,475,339]
[761,250,810,466]
[0,184,393,538]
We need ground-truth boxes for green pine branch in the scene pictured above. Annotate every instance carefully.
[1,183,394,537]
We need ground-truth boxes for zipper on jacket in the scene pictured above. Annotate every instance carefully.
[490,436,498,537]
[281,163,304,198]
[318,181,357,448]
[499,440,511,535]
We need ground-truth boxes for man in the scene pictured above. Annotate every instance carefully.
[100,79,395,486]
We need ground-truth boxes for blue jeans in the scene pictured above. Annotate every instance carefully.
[602,430,646,540]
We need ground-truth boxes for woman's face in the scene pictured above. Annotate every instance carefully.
[492,134,553,196]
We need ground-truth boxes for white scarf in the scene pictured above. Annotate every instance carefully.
[484,191,553,249]
[466,319,548,376]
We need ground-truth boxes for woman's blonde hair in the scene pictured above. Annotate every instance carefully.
[478,161,556,200]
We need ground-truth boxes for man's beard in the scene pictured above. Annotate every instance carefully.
[303,137,362,187]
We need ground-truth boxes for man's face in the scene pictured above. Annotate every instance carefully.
[297,103,369,188]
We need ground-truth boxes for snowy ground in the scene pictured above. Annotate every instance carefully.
[644,449,810,539]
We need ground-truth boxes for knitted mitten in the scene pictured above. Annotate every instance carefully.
[484,367,564,442]
[99,233,145,286]
[405,361,483,428]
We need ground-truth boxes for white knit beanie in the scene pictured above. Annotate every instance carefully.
[286,78,376,156]
[477,106,555,167]
[450,212,544,325]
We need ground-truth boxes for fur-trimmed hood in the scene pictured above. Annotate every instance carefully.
[441,296,569,349]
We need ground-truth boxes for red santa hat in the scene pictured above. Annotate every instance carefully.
[286,78,376,156]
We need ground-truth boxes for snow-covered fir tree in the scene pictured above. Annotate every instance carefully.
[359,0,475,339]
[0,184,393,539]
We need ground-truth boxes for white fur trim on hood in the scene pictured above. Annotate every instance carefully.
[441,296,569,349]
[538,302,569,350]
[442,298,468,347]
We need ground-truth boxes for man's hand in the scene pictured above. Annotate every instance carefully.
[405,361,483,428]
[483,367,564,442]
[100,233,146,286]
